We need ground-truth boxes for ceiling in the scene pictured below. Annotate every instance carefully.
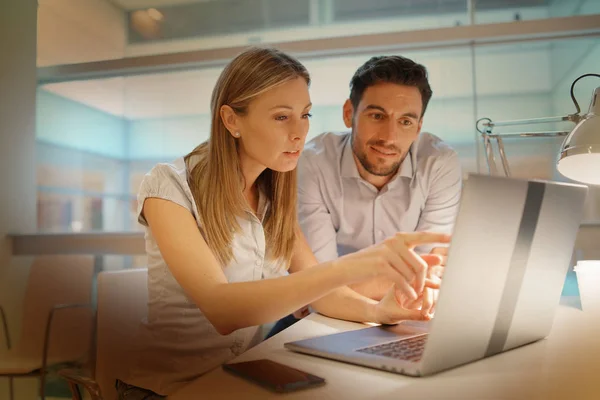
[40,56,363,119]
[42,69,221,119]
[39,41,560,120]
[36,0,560,120]
[37,0,126,67]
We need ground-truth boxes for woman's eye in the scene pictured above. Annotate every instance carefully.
[302,113,313,119]
[275,115,288,121]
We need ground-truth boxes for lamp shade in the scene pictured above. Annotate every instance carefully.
[557,87,600,185]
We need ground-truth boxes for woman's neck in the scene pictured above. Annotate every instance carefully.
[239,152,266,215]
[243,184,259,214]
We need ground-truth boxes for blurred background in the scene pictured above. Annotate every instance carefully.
[1,1,599,398]
[34,1,600,248]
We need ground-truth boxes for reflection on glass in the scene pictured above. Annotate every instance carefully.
[37,0,600,67]
[36,36,600,233]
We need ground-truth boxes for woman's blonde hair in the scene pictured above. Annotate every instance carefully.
[184,47,310,268]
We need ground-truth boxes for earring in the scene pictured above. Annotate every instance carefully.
[234,131,240,138]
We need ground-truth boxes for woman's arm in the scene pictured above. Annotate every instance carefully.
[289,228,442,323]
[288,228,379,322]
[144,198,355,335]
[144,198,449,335]
[346,247,448,301]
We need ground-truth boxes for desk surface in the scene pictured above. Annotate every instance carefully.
[171,302,600,400]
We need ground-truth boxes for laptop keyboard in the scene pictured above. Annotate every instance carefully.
[357,334,427,362]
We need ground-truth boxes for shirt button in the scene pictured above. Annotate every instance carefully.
[255,259,262,266]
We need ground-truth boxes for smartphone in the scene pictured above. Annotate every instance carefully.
[222,359,326,393]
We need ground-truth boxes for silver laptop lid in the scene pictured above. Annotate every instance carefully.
[419,174,588,375]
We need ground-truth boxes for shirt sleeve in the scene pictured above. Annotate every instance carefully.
[136,164,195,227]
[297,154,339,263]
[415,151,463,253]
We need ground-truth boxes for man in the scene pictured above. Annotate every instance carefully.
[267,55,462,338]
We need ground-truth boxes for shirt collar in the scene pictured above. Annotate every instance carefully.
[340,132,417,186]
[257,188,268,223]
[242,184,269,223]
[341,133,361,179]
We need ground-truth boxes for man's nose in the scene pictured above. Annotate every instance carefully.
[377,118,397,142]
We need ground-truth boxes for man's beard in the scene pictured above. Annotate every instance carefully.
[352,136,402,177]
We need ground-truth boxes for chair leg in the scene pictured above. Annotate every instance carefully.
[8,377,14,400]
[39,372,46,400]
[66,381,82,400]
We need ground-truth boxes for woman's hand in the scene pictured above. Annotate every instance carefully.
[397,287,437,319]
[428,246,448,279]
[373,284,432,325]
[336,232,451,303]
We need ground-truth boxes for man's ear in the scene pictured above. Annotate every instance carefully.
[220,105,240,137]
[416,118,423,135]
[342,99,354,129]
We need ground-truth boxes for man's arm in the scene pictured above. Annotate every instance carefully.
[297,154,339,263]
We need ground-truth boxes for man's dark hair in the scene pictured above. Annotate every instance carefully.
[349,55,433,118]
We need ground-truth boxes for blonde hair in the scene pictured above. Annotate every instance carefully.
[184,47,310,268]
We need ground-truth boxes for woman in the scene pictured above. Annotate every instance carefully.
[116,47,448,398]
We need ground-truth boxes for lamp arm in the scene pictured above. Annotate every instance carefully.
[482,115,579,130]
[476,73,600,182]
[570,73,600,114]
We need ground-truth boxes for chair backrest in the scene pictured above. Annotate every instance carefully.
[95,268,148,400]
[18,255,94,364]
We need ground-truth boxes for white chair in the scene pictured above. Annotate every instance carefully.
[59,268,148,400]
[0,255,94,400]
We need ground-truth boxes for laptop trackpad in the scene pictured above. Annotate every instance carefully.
[382,320,430,335]
[338,321,429,348]
[287,321,430,354]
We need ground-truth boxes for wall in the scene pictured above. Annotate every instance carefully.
[127,115,210,160]
[37,0,126,66]
[37,89,128,159]
[0,1,39,399]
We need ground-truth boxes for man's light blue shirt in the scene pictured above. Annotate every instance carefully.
[297,131,463,262]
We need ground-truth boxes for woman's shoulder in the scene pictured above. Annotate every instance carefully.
[141,158,192,196]
[137,156,199,226]
[145,156,188,182]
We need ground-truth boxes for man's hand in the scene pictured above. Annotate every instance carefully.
[338,232,451,302]
[398,246,449,317]
[373,284,432,325]
[429,247,449,274]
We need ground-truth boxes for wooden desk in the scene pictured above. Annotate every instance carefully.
[171,303,600,400]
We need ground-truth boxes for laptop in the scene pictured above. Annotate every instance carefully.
[285,174,588,377]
